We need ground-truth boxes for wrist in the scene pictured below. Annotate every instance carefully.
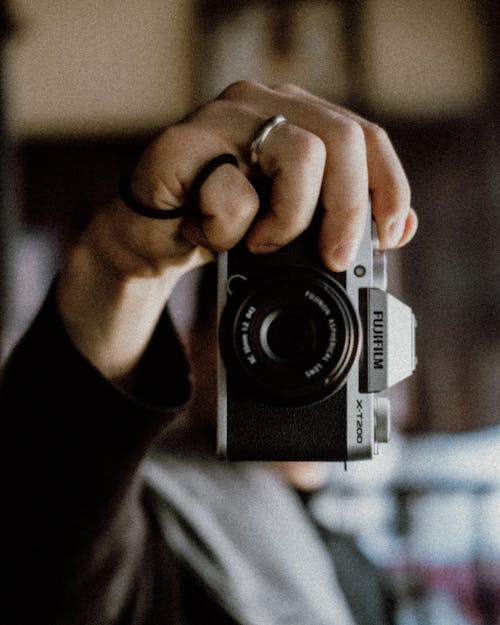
[56,202,211,380]
[85,198,205,280]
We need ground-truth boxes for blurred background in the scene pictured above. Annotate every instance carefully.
[1,1,498,623]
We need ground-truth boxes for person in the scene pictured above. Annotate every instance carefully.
[2,81,417,625]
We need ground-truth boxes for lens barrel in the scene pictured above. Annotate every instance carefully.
[219,267,361,406]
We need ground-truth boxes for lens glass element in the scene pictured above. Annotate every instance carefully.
[261,308,332,364]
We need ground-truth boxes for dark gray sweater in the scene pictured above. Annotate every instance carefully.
[2,288,394,625]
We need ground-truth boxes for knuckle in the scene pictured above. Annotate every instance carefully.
[336,117,365,146]
[196,97,231,122]
[218,79,263,101]
[274,82,302,96]
[156,123,190,152]
[188,97,231,126]
[364,122,391,147]
[294,131,326,166]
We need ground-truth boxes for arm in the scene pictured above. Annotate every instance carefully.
[3,81,417,624]
[2,285,192,624]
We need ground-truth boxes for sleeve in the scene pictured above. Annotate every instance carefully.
[2,283,192,625]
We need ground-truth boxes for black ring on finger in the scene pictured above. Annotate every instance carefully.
[118,153,239,220]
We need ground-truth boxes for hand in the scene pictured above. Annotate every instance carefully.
[58,81,417,380]
[119,81,417,276]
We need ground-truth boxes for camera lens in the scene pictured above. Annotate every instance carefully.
[219,267,361,406]
[261,308,330,364]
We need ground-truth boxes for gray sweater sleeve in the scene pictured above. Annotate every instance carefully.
[2,283,192,624]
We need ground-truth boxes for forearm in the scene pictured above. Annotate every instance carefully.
[3,278,192,623]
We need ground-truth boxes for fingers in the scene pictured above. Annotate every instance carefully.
[181,127,325,255]
[130,81,416,268]
[361,123,412,249]
[141,100,328,255]
[273,83,416,251]
[219,82,371,270]
[182,163,260,251]
[395,208,418,248]
[315,120,369,271]
[246,123,326,252]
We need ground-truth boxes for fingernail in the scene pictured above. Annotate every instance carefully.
[330,240,356,270]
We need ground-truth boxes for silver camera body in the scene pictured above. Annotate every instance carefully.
[217,201,416,462]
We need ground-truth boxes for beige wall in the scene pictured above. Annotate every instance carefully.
[361,0,493,116]
[200,0,492,117]
[5,0,493,137]
[7,0,195,136]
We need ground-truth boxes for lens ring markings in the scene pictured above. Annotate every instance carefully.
[219,267,361,406]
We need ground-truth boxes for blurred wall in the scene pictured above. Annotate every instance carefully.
[361,0,493,115]
[6,0,495,137]
[2,0,499,434]
[196,0,494,116]
[7,0,195,136]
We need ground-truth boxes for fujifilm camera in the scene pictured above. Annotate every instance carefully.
[217,190,416,462]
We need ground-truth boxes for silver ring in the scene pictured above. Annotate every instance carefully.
[249,114,287,167]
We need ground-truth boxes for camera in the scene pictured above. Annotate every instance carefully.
[216,190,417,462]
